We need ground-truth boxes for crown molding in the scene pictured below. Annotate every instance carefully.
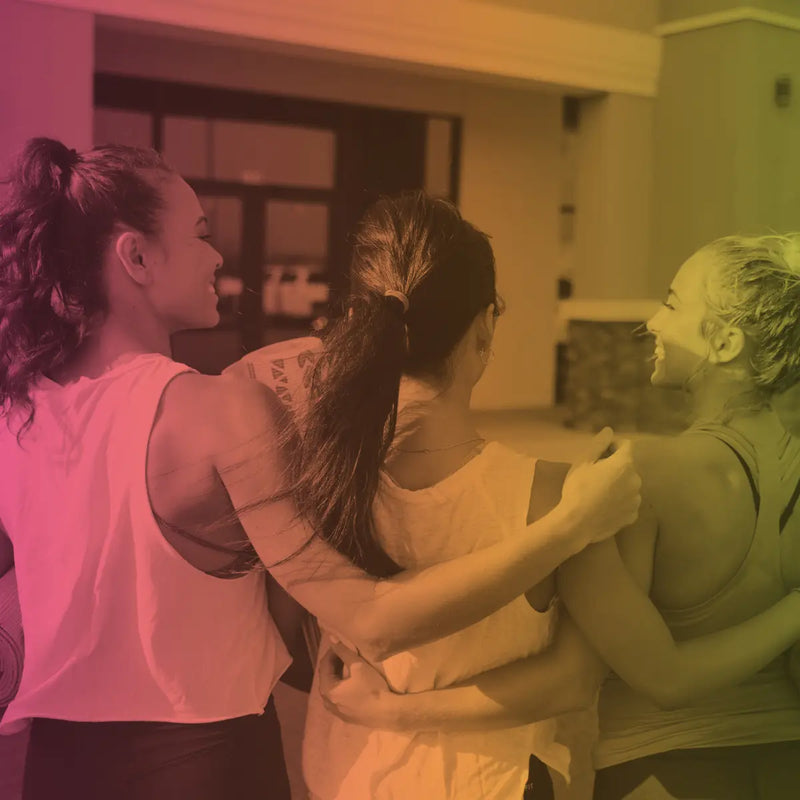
[25,0,662,97]
[656,5,800,37]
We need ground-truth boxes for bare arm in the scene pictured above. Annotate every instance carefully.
[202,375,640,662]
[320,500,800,729]
[558,512,800,708]
[318,616,607,732]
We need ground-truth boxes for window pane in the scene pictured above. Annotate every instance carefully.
[93,108,152,148]
[425,117,453,199]
[212,120,335,188]
[163,116,211,178]
[265,200,328,262]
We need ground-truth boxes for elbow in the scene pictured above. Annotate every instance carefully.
[345,610,398,663]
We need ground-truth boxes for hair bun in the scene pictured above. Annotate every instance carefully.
[15,138,80,194]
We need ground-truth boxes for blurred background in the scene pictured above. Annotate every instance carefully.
[4,0,800,432]
[3,1,800,795]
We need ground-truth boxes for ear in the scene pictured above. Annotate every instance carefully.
[707,324,746,365]
[113,231,152,287]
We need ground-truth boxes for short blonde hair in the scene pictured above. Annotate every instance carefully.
[701,234,800,399]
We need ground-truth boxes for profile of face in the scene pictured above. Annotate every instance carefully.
[122,176,223,333]
[646,249,716,389]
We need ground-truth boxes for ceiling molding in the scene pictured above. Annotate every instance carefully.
[26,0,662,97]
[656,6,800,37]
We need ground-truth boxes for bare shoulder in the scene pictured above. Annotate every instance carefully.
[632,432,750,507]
[153,371,288,462]
[634,431,757,604]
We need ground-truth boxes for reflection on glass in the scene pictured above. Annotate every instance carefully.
[212,121,335,188]
[163,116,211,178]
[265,200,328,262]
[94,108,153,148]
[425,117,454,199]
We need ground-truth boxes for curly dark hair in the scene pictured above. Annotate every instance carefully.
[0,137,173,435]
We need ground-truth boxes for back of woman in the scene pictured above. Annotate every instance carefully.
[304,441,567,799]
[0,354,286,732]
[597,420,800,772]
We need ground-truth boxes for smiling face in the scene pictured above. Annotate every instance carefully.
[142,176,223,333]
[646,249,716,389]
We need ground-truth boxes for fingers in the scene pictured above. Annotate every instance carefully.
[328,637,361,668]
[578,427,615,464]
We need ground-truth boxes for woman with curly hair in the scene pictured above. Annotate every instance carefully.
[313,220,800,800]
[0,138,641,800]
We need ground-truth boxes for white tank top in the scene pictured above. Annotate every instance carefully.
[0,354,289,730]
[303,441,568,800]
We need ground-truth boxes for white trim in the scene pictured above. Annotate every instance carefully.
[656,6,800,37]
[25,0,662,97]
[558,299,661,323]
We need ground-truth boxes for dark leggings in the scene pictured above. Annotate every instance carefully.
[22,698,291,800]
[593,741,800,800]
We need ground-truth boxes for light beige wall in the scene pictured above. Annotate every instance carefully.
[0,0,93,170]
[650,23,747,292]
[573,93,655,299]
[750,23,800,234]
[652,18,800,293]
[95,27,562,408]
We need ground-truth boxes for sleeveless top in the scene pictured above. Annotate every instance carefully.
[303,442,568,800]
[0,354,290,730]
[595,418,800,768]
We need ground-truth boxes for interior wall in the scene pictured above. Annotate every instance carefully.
[482,0,659,32]
[572,93,655,299]
[0,0,93,171]
[652,18,800,292]
[95,25,563,409]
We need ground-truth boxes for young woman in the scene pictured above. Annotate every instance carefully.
[307,207,800,800]
[0,139,639,800]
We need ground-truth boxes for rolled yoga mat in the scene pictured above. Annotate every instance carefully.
[0,567,23,708]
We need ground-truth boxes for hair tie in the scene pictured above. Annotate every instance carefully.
[50,146,79,193]
[383,290,409,314]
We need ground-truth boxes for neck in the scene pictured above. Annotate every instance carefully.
[53,311,172,382]
[688,368,758,424]
[396,374,477,447]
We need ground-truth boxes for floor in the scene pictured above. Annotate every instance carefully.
[0,408,601,799]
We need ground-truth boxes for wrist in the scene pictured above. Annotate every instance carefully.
[371,690,411,731]
[546,502,589,557]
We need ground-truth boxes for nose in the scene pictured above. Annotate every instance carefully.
[646,308,663,334]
